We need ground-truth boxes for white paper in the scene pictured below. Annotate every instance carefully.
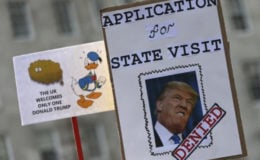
[13,41,114,125]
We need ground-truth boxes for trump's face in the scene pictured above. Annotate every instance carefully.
[156,88,196,134]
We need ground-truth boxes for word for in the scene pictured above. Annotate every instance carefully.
[172,103,226,160]
[110,38,222,69]
[102,0,217,27]
[149,21,175,39]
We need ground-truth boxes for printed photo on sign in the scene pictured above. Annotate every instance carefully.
[139,64,212,155]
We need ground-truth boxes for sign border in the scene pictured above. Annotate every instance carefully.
[100,0,247,159]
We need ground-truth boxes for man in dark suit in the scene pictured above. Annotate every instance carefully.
[154,81,198,147]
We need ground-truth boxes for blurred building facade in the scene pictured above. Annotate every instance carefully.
[0,0,259,159]
[0,0,135,160]
[221,0,260,159]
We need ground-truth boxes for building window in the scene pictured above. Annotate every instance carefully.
[0,135,9,160]
[243,61,260,100]
[226,0,249,31]
[37,131,61,160]
[82,123,109,160]
[7,1,31,39]
[41,150,57,160]
[85,125,101,157]
[124,0,134,3]
[52,0,75,35]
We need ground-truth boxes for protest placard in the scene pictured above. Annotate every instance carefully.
[13,41,114,125]
[101,0,246,159]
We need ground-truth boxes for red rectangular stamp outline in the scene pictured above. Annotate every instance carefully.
[172,103,226,160]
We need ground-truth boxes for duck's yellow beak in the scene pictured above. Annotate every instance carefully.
[85,63,98,70]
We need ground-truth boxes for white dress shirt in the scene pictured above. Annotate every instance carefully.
[155,121,183,146]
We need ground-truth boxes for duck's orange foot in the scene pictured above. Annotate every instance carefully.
[86,92,102,99]
[77,95,93,108]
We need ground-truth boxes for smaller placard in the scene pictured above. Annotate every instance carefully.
[13,41,114,125]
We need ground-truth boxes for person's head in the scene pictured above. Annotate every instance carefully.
[156,81,198,134]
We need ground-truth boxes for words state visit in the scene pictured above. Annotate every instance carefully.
[110,38,222,69]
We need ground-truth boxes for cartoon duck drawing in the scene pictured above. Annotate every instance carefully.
[72,51,106,108]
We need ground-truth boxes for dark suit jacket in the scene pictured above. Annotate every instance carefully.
[154,129,163,147]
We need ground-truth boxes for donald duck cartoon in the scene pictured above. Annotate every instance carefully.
[72,51,106,108]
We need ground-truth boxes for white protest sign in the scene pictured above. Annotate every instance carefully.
[13,41,114,125]
[101,0,246,159]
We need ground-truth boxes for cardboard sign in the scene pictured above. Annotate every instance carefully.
[101,0,246,159]
[13,41,114,125]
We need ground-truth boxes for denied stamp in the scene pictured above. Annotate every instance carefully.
[173,103,226,160]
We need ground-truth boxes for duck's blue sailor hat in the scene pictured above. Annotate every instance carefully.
[87,51,102,62]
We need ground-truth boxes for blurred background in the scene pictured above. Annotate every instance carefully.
[0,0,259,159]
